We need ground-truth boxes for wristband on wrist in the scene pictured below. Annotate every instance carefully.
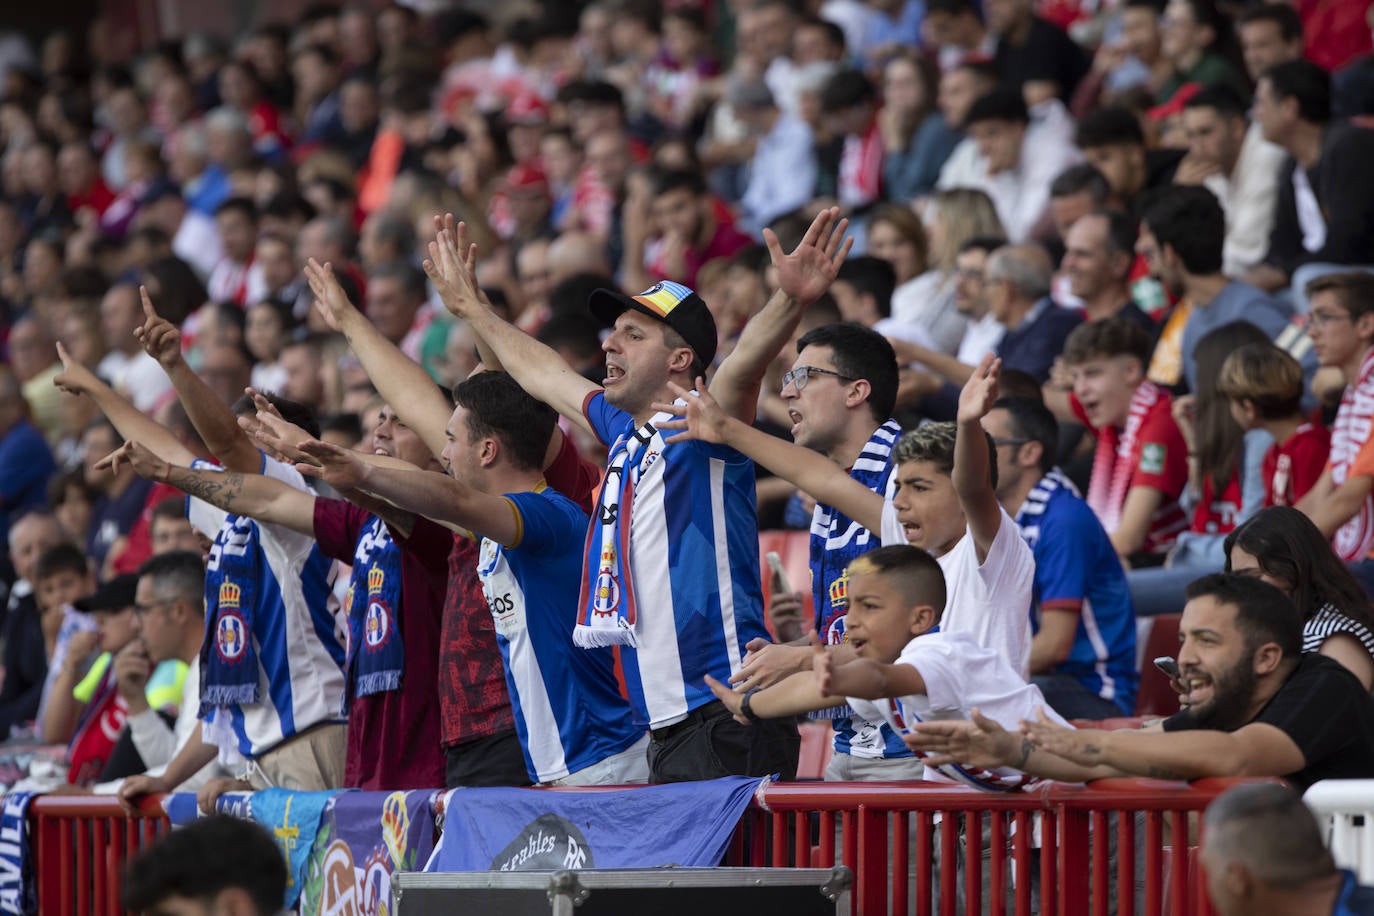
[740,688,763,722]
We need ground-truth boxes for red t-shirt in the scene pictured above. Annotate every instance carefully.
[1263,422,1331,508]
[1299,0,1373,72]
[313,499,449,789]
[67,180,115,218]
[1192,472,1243,536]
[111,482,185,576]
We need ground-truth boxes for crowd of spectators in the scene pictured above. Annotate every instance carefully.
[1,0,1374,872]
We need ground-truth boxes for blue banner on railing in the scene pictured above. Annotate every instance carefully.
[299,790,438,916]
[0,792,36,916]
[425,776,765,873]
[249,789,339,909]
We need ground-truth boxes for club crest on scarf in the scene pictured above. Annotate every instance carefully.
[364,568,393,652]
[215,581,248,663]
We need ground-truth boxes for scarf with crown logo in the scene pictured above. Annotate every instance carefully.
[345,516,406,700]
[200,514,260,706]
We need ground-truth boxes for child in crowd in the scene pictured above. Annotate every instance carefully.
[657,354,1035,678]
[31,543,98,742]
[1061,315,1188,567]
[1217,341,1330,508]
[705,544,1068,790]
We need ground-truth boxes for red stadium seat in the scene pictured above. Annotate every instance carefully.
[1135,614,1183,717]
[795,721,834,780]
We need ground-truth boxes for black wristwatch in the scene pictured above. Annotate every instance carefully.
[740,688,762,722]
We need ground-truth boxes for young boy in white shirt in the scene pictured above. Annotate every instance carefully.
[705,544,1067,789]
[657,353,1035,678]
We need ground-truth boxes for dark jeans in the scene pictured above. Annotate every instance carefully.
[648,701,801,784]
[444,728,533,788]
[1033,673,1129,721]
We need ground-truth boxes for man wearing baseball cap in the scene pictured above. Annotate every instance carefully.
[61,575,186,784]
[424,208,851,781]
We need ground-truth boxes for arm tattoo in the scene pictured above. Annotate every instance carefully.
[166,466,246,511]
[1015,738,1035,769]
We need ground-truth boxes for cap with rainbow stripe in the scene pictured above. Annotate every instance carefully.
[588,280,718,367]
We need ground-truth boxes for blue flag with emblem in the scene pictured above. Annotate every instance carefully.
[250,788,339,908]
[0,791,36,916]
[426,776,764,872]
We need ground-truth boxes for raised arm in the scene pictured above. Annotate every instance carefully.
[422,223,598,435]
[99,441,317,536]
[293,439,522,546]
[53,342,196,467]
[709,208,853,421]
[954,354,1004,563]
[303,258,454,458]
[654,382,883,531]
[134,287,259,473]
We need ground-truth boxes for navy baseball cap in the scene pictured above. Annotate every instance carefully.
[588,280,718,367]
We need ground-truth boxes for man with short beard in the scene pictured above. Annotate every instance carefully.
[908,573,1374,790]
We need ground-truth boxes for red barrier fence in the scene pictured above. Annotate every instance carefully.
[28,777,1278,916]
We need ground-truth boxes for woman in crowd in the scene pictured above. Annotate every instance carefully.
[879,51,959,202]
[1225,506,1374,689]
[886,188,1003,355]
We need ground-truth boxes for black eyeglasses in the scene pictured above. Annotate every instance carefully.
[781,366,857,392]
[991,437,1030,449]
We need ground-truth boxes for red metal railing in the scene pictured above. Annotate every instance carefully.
[28,777,1278,916]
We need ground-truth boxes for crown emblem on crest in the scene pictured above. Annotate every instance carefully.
[600,545,616,565]
[218,581,241,608]
[368,567,385,594]
[828,570,849,609]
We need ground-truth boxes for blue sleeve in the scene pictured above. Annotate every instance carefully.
[508,491,588,555]
[0,424,54,508]
[1032,501,1097,610]
[583,391,628,447]
[1236,428,1274,526]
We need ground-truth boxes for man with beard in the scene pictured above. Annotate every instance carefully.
[907,573,1374,790]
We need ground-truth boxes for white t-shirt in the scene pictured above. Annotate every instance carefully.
[881,504,1034,679]
[848,629,1069,787]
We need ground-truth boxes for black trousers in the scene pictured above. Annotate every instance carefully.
[647,701,800,784]
[444,728,533,788]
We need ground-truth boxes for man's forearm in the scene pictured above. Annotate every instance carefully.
[711,289,802,422]
[163,465,315,534]
[166,362,257,472]
[751,670,844,719]
[441,296,595,433]
[1095,728,1248,780]
[357,464,474,527]
[719,416,884,532]
[80,380,196,466]
[334,308,454,457]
